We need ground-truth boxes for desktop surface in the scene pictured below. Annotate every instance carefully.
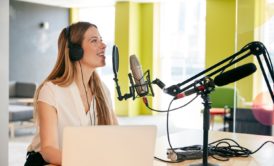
[154,129,274,166]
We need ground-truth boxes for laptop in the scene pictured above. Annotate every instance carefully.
[62,125,157,166]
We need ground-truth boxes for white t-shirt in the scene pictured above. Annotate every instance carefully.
[27,81,116,152]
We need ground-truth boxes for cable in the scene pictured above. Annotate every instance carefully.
[209,138,274,161]
[79,62,93,125]
[154,156,180,163]
[146,95,199,113]
[167,138,274,163]
[209,138,250,161]
[153,95,199,163]
[250,140,274,154]
[166,98,176,153]
[167,96,199,145]
[166,96,200,152]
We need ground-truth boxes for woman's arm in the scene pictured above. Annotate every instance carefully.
[37,101,62,165]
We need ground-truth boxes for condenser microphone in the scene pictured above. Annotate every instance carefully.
[214,63,257,86]
[130,55,148,97]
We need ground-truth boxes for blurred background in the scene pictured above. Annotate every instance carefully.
[1,0,274,165]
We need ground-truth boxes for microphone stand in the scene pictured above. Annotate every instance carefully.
[191,91,218,166]
[166,41,274,104]
[200,92,214,166]
[188,77,217,166]
[113,69,154,100]
[160,41,274,166]
[113,72,136,100]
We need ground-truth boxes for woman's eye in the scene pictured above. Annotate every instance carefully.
[91,39,97,43]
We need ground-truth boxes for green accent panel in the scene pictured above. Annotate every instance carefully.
[140,3,154,115]
[115,2,130,116]
[236,0,256,102]
[114,2,157,116]
[205,0,237,95]
[69,8,79,23]
[209,87,235,108]
[206,0,267,103]
[206,0,236,72]
[128,2,142,117]
[206,0,251,103]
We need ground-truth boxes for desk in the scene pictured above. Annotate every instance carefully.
[154,130,274,166]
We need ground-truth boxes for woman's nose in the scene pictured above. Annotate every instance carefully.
[100,41,106,49]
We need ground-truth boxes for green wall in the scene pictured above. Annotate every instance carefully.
[206,0,268,103]
[114,2,159,116]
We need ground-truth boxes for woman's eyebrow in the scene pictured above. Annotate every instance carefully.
[89,36,98,39]
[88,36,103,39]
[88,36,102,41]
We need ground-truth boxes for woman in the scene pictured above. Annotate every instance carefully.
[25,22,118,166]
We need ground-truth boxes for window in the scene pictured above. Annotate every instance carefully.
[79,6,115,103]
[159,0,206,105]
[256,1,274,93]
[158,0,206,128]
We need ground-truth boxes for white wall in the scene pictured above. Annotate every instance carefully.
[0,0,9,165]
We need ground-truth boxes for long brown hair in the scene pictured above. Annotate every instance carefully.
[34,22,112,125]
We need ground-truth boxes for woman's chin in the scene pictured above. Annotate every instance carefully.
[95,62,106,68]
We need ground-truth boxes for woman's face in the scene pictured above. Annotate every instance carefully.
[81,26,106,69]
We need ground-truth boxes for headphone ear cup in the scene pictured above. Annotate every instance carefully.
[69,44,84,61]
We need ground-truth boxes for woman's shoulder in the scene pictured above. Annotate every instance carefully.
[42,80,55,87]
[40,81,55,92]
[38,81,73,106]
[39,81,57,95]
[40,81,67,96]
[42,81,68,90]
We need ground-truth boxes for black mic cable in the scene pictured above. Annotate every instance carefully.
[153,95,199,163]
[144,95,199,113]
[164,138,274,163]
[209,138,274,161]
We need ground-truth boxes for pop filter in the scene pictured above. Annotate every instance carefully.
[112,45,119,75]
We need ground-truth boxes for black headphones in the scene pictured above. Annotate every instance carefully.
[65,26,84,61]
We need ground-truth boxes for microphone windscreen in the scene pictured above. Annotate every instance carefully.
[112,45,119,74]
[214,63,257,86]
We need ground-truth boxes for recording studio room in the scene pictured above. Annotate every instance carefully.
[1,0,274,166]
